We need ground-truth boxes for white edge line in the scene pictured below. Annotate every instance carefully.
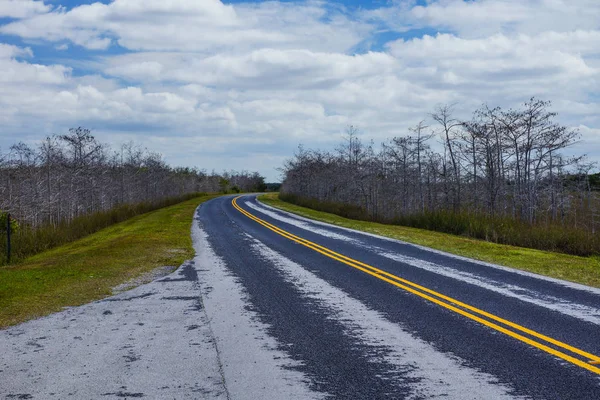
[253,196,600,296]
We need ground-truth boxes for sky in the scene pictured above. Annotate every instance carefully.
[0,0,598,181]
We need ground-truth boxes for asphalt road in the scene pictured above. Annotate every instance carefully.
[2,194,600,399]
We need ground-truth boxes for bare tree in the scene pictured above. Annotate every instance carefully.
[432,104,462,211]
[280,99,595,236]
[0,129,266,229]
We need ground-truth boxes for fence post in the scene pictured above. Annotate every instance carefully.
[6,213,11,264]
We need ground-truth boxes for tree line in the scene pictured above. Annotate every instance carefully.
[1,127,266,229]
[281,99,599,255]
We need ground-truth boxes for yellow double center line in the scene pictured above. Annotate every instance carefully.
[232,196,600,375]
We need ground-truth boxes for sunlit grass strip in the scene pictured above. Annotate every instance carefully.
[258,193,600,288]
[0,194,218,328]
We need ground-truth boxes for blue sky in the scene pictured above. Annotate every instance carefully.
[0,0,599,180]
[0,0,434,73]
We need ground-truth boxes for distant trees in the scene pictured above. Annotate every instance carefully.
[265,182,282,192]
[281,99,599,254]
[0,128,266,228]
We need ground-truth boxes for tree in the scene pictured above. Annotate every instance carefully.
[0,128,265,229]
[432,104,462,211]
[280,99,594,234]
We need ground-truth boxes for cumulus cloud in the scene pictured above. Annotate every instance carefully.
[0,43,32,58]
[387,31,600,103]
[0,0,599,179]
[103,49,398,90]
[0,0,50,19]
[1,0,368,53]
[0,44,70,86]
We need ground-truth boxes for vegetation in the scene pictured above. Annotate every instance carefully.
[0,127,266,229]
[279,193,600,256]
[0,194,217,328]
[0,192,209,265]
[281,99,600,257]
[265,182,282,192]
[259,193,600,288]
[0,127,266,264]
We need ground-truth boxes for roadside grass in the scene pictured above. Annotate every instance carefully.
[1,192,212,266]
[0,194,218,328]
[258,193,600,288]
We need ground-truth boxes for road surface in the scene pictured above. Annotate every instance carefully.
[2,194,600,399]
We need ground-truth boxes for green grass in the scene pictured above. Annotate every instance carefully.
[258,193,600,288]
[0,194,218,328]
[1,192,212,266]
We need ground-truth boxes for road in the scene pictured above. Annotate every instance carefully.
[2,194,600,399]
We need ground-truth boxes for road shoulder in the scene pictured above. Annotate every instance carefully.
[0,260,227,399]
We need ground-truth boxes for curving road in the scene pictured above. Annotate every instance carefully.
[2,194,600,399]
[199,194,600,399]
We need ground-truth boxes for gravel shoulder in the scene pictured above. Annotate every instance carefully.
[0,259,227,399]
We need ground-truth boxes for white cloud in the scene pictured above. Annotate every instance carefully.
[0,0,50,19]
[0,0,599,180]
[0,42,32,58]
[104,49,398,91]
[0,0,368,53]
[367,0,600,38]
[1,5,113,49]
[386,31,600,109]
[230,99,325,119]
[395,33,598,78]
[0,43,70,85]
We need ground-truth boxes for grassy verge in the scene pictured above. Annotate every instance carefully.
[0,194,218,328]
[258,193,600,288]
[1,192,212,266]
[277,193,600,257]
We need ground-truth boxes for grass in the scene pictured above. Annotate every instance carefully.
[258,193,600,288]
[0,194,218,328]
[1,192,212,266]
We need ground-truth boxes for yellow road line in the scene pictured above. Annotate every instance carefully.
[234,198,597,361]
[232,196,600,375]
